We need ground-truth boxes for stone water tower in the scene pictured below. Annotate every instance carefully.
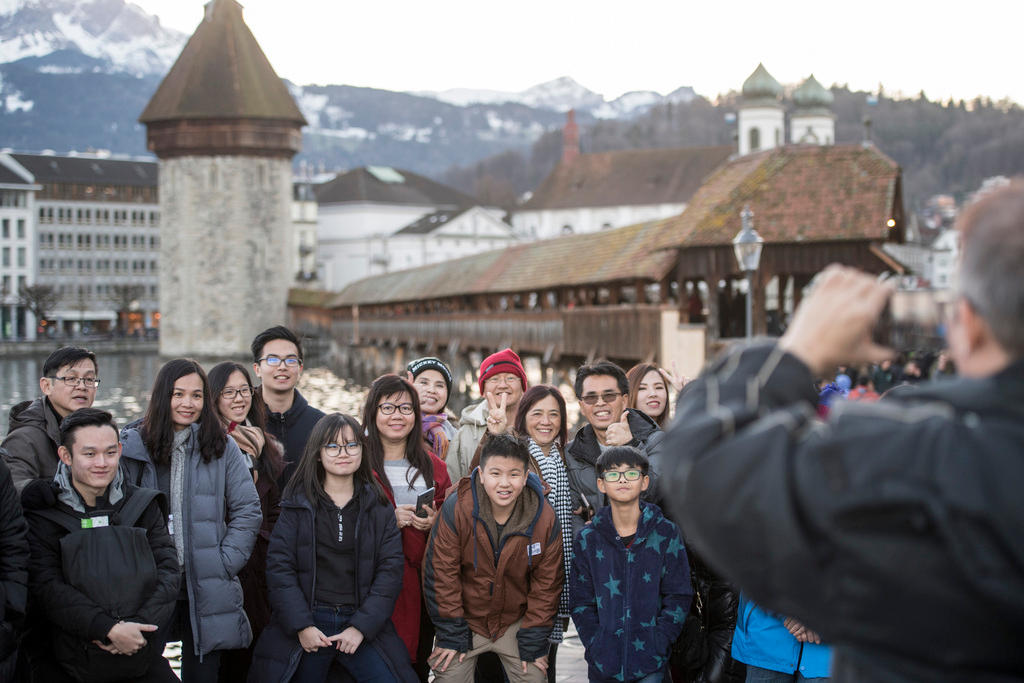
[139,0,306,357]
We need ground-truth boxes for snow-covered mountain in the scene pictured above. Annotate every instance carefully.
[424,76,696,119]
[0,0,187,76]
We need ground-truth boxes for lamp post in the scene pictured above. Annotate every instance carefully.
[733,205,764,339]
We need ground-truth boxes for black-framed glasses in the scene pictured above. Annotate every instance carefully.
[580,391,622,405]
[324,442,362,456]
[258,355,301,367]
[50,375,100,388]
[600,469,643,483]
[220,387,252,400]
[378,402,414,415]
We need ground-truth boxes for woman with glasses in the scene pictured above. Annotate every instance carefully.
[120,358,261,683]
[208,361,285,682]
[362,374,451,681]
[251,413,417,683]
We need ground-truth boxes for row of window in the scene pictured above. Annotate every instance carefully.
[39,183,157,204]
[1,218,27,240]
[38,233,159,250]
[38,258,158,274]
[1,247,26,268]
[0,191,27,208]
[54,283,159,299]
[38,207,159,227]
[0,275,27,295]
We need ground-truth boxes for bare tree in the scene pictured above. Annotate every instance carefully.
[107,284,145,333]
[17,284,60,326]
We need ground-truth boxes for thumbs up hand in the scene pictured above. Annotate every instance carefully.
[604,411,633,446]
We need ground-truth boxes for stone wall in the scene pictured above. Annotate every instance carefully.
[159,155,292,357]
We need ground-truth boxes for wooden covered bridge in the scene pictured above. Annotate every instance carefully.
[289,144,906,381]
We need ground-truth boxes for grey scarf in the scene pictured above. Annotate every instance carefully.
[169,428,191,567]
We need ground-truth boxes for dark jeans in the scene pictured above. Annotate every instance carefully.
[745,664,824,682]
[173,598,222,683]
[291,604,395,683]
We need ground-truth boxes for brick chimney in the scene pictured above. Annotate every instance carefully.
[562,109,579,165]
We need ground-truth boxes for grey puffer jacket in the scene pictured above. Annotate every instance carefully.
[119,423,262,657]
[564,408,665,538]
[2,397,62,492]
[447,399,489,484]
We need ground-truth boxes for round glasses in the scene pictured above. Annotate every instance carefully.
[600,469,643,482]
[378,402,414,415]
[324,442,362,456]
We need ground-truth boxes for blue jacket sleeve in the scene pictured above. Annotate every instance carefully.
[654,520,693,654]
[569,527,600,650]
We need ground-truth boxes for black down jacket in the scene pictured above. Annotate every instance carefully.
[665,344,1024,682]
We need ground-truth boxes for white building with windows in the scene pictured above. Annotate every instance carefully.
[316,166,516,290]
[738,63,785,156]
[0,154,41,339]
[10,153,161,335]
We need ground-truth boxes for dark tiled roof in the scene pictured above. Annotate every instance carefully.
[331,220,676,306]
[139,0,305,124]
[315,167,477,207]
[11,154,157,186]
[394,209,469,235]
[329,144,902,308]
[650,144,901,249]
[520,145,733,210]
[0,164,31,185]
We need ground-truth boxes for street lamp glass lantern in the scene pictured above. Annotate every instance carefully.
[733,207,764,273]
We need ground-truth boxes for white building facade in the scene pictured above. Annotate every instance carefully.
[0,154,40,339]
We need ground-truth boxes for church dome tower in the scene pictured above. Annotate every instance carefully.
[790,74,835,145]
[738,63,784,156]
[139,0,306,356]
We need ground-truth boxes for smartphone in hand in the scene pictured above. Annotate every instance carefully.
[415,487,435,518]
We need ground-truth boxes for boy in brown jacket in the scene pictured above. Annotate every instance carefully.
[423,434,562,682]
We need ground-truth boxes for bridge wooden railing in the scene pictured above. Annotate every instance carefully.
[322,305,671,362]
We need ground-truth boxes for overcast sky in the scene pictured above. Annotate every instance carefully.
[132,0,1022,105]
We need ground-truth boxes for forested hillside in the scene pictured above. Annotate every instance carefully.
[443,87,1024,210]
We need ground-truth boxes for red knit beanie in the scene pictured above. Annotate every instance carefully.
[477,348,528,394]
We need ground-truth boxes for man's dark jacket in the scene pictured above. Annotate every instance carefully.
[2,397,62,492]
[564,408,664,537]
[0,456,29,680]
[21,467,179,678]
[665,344,1024,682]
[260,388,324,488]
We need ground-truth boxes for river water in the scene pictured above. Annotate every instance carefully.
[0,352,368,438]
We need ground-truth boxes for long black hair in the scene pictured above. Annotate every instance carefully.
[141,358,227,465]
[208,361,285,483]
[283,413,386,506]
[361,374,434,495]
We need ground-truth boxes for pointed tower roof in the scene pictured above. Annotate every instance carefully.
[793,74,835,116]
[139,0,305,158]
[741,63,783,108]
[140,0,305,124]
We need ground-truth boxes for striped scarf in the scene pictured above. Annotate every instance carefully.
[529,438,572,643]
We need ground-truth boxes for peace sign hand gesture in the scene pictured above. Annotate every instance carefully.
[485,391,508,435]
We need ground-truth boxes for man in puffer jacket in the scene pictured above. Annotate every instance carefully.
[0,455,29,681]
[665,182,1024,681]
[20,408,179,683]
[423,434,562,682]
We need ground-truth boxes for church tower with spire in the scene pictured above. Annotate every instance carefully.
[790,74,835,145]
[738,63,784,156]
[139,0,306,357]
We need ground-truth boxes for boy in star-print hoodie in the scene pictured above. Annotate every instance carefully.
[570,446,692,682]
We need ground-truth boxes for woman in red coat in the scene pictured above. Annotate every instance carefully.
[362,374,451,682]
